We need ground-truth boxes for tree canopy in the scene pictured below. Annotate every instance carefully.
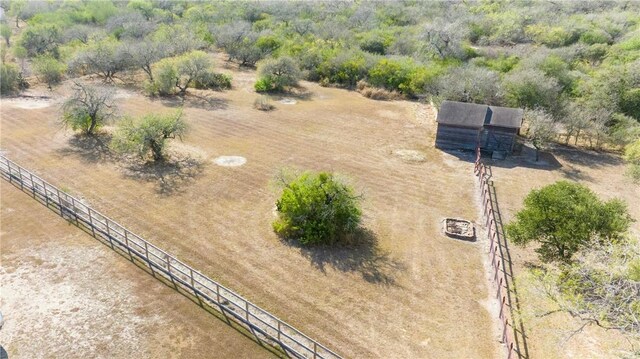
[273,171,362,245]
[61,82,116,135]
[506,181,632,262]
[111,110,188,161]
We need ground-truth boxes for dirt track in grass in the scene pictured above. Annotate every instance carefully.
[0,58,499,358]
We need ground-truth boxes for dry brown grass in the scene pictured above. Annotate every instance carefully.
[0,58,499,358]
[356,80,403,101]
[0,181,271,359]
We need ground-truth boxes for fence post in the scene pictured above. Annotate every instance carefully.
[6,161,13,183]
[17,167,24,190]
[277,321,281,342]
[189,268,195,289]
[314,342,318,359]
[87,207,96,236]
[124,231,132,258]
[245,301,249,322]
[29,173,36,197]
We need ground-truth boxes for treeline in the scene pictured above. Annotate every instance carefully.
[1,0,640,150]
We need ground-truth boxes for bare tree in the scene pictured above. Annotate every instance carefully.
[524,109,558,161]
[123,40,167,81]
[69,40,132,82]
[61,82,116,135]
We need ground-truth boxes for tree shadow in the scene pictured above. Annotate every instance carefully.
[282,228,405,286]
[120,154,205,196]
[155,93,229,111]
[57,133,115,164]
[552,145,623,169]
[559,164,594,182]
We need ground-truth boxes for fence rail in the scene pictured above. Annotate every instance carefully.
[0,155,341,359]
[474,148,525,359]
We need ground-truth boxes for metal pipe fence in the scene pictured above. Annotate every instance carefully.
[0,155,341,359]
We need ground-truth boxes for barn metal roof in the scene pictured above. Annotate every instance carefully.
[436,101,523,129]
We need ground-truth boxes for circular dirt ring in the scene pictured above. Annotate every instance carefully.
[213,156,247,167]
[279,98,297,105]
[393,149,427,163]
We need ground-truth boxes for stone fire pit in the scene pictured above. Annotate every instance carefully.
[443,218,476,241]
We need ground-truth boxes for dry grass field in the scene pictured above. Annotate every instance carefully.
[488,148,640,359]
[0,180,271,359]
[0,56,500,358]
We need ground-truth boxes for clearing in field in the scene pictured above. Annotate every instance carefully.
[0,60,500,358]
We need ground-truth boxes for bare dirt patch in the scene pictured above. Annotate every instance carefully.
[393,149,427,163]
[213,155,247,167]
[0,181,271,359]
[279,98,297,105]
[1,96,53,109]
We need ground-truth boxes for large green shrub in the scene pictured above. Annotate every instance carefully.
[273,171,362,245]
[506,181,631,262]
[255,56,301,92]
[33,55,66,88]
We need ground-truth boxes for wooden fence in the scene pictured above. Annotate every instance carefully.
[0,155,341,359]
[474,148,527,359]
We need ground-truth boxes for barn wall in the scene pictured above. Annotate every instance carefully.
[481,126,518,152]
[435,124,481,150]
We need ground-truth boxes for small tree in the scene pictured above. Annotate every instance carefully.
[273,171,362,245]
[175,50,212,95]
[506,181,631,262]
[124,40,167,81]
[147,51,213,96]
[62,82,116,135]
[69,39,132,82]
[111,110,188,161]
[524,109,558,161]
[624,139,640,183]
[255,56,301,92]
[18,23,60,58]
[33,55,66,89]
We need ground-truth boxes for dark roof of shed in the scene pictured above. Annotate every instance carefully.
[487,105,524,128]
[436,101,523,129]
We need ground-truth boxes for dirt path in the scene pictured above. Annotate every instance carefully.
[0,181,272,359]
[0,61,500,358]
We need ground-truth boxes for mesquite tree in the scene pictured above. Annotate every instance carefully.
[61,82,116,135]
[111,110,188,161]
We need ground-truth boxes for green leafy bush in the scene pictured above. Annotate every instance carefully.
[254,76,274,92]
[273,171,362,245]
[0,63,20,94]
[620,88,640,120]
[506,181,632,262]
[255,56,301,92]
[33,55,66,88]
[194,72,232,90]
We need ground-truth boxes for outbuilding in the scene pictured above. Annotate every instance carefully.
[435,100,524,153]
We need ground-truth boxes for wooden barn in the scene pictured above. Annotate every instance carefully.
[435,101,524,153]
